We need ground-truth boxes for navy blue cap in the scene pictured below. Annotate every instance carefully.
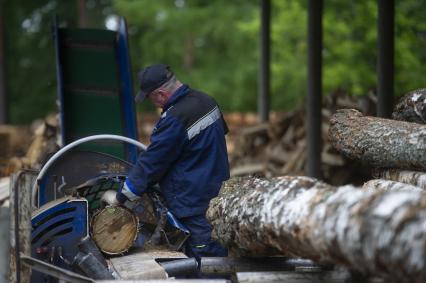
[135,64,173,102]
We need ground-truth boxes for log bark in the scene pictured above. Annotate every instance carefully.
[392,88,426,124]
[362,179,423,192]
[91,205,138,255]
[373,169,426,190]
[329,109,426,171]
[207,176,426,282]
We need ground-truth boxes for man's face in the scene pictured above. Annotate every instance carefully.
[147,89,168,108]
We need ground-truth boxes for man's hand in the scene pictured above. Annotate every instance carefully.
[100,179,141,207]
[101,190,120,206]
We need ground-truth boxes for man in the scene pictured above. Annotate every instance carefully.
[105,64,229,260]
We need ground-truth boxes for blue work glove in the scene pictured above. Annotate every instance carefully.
[118,179,141,203]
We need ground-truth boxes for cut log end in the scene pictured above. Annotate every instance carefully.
[91,205,139,255]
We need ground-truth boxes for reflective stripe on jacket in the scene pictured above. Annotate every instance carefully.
[127,85,230,218]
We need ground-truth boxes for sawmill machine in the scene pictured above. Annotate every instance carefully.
[27,17,191,282]
[30,136,191,282]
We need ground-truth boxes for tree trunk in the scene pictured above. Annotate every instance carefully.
[373,169,426,190]
[77,0,89,28]
[392,88,426,124]
[183,36,194,71]
[0,0,7,124]
[329,109,426,171]
[91,205,138,255]
[207,176,426,282]
[362,179,423,191]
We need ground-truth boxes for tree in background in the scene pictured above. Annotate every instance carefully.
[3,0,426,123]
[113,0,259,112]
[114,0,426,112]
[3,0,110,124]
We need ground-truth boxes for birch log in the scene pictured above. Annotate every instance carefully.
[362,179,423,192]
[329,109,426,171]
[373,169,426,190]
[207,176,426,282]
[392,88,426,124]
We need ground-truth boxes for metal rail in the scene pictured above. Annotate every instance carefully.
[31,134,147,208]
[20,254,94,283]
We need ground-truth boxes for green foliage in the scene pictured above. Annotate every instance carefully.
[395,1,426,95]
[4,0,426,123]
[117,0,426,113]
[3,0,110,124]
[270,0,307,110]
[4,0,62,124]
[323,1,377,96]
[113,0,259,112]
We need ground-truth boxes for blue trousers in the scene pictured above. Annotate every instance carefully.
[178,214,228,262]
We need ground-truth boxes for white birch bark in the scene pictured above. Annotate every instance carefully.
[362,179,423,192]
[374,169,426,190]
[207,176,426,283]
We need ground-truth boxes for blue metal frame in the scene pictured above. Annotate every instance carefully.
[116,17,139,163]
[52,16,66,147]
[52,16,139,159]
[31,198,88,283]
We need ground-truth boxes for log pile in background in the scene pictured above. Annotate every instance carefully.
[0,125,31,176]
[230,92,376,185]
[0,114,59,177]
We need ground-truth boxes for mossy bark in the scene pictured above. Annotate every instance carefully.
[329,109,426,171]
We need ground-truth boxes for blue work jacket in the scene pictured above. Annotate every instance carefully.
[124,85,230,218]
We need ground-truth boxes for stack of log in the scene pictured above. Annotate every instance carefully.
[207,89,426,282]
[0,114,59,177]
[230,91,376,185]
[0,125,31,177]
[330,88,426,191]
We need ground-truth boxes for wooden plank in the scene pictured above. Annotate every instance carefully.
[0,207,10,283]
[9,171,36,283]
[109,250,186,280]
[0,177,9,203]
[231,164,265,177]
